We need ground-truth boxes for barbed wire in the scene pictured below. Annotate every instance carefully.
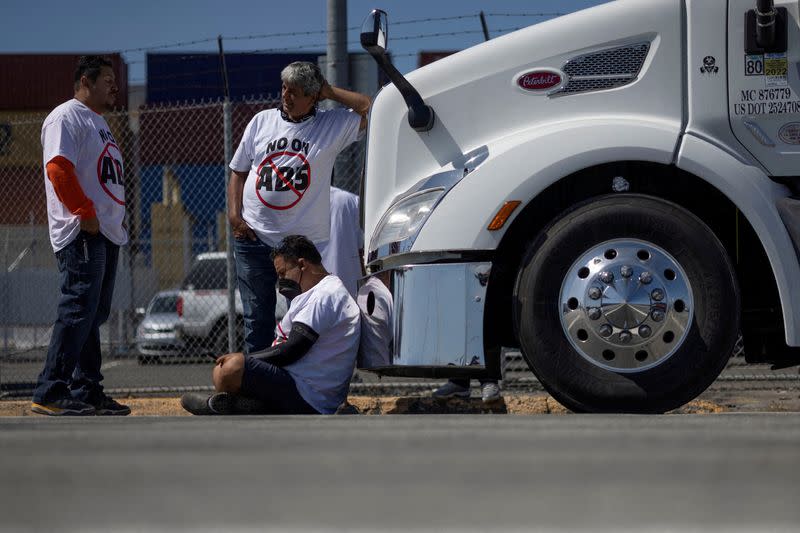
[484,12,565,17]
[119,12,564,56]
[121,37,219,54]
[127,25,527,84]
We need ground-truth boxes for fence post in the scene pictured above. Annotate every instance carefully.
[223,100,236,353]
[2,228,8,353]
[219,36,237,354]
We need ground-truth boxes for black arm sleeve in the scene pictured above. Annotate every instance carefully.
[249,322,319,367]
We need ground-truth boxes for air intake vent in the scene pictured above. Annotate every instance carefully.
[554,42,650,96]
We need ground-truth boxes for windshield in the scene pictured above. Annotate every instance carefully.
[182,258,228,290]
[150,294,178,314]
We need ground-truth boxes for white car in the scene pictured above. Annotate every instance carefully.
[175,252,287,357]
[135,290,183,363]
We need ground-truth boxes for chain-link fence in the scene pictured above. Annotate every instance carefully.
[0,98,757,399]
[0,97,364,397]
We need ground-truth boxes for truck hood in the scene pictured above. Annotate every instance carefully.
[363,0,682,254]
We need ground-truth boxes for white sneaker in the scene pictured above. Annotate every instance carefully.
[432,381,471,399]
[481,381,502,404]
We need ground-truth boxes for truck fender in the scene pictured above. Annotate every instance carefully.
[413,117,680,251]
[676,133,800,345]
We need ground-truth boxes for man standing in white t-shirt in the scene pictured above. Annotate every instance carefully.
[317,186,363,298]
[181,235,360,415]
[227,62,370,356]
[32,56,130,416]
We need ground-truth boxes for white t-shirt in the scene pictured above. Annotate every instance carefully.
[229,108,361,246]
[276,275,360,414]
[41,99,128,252]
[356,275,393,368]
[316,187,363,298]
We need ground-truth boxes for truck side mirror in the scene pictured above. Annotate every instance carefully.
[361,9,435,132]
[360,9,388,54]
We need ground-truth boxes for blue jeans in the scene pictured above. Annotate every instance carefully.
[234,237,277,354]
[33,232,119,404]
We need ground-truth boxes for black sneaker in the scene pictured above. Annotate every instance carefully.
[207,392,236,414]
[92,395,131,416]
[181,392,268,415]
[181,392,217,415]
[208,392,269,415]
[228,393,269,415]
[31,398,96,416]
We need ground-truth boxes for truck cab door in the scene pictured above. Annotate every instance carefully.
[728,0,800,176]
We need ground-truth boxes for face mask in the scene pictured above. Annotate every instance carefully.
[277,278,301,301]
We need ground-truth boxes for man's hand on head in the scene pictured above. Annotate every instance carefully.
[318,80,333,101]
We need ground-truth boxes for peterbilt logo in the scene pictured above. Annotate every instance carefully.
[517,70,563,91]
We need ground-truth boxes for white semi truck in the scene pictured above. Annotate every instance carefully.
[355,0,800,413]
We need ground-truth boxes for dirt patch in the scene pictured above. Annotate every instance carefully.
[343,395,571,415]
[3,394,734,417]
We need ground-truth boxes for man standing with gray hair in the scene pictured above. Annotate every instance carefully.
[228,61,370,354]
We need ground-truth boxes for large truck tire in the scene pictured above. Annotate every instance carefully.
[513,194,740,413]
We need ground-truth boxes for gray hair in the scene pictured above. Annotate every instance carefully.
[280,62,325,96]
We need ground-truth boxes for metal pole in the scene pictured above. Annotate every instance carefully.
[218,35,231,101]
[327,0,349,94]
[219,36,236,354]
[126,125,141,353]
[2,228,8,353]
[479,11,491,41]
[223,104,235,354]
[326,0,348,183]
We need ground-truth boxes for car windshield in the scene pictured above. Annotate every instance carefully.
[182,258,228,290]
[150,295,178,314]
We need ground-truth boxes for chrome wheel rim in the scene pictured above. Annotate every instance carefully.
[558,239,693,373]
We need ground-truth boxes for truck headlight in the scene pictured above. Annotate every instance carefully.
[370,188,445,256]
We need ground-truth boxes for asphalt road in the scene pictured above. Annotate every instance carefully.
[0,414,798,531]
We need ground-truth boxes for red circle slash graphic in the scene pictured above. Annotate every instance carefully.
[254,151,312,210]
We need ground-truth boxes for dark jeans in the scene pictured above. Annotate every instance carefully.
[33,232,119,404]
[234,237,278,354]
[240,356,319,414]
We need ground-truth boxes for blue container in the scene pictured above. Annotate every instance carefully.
[146,52,321,104]
[139,164,227,261]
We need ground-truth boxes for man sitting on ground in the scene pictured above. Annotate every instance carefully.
[181,235,361,415]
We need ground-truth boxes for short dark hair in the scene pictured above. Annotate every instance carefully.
[74,56,113,88]
[270,235,322,265]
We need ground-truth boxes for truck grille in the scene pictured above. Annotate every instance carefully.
[554,42,650,96]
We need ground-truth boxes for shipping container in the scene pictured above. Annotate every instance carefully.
[0,110,48,167]
[138,163,227,262]
[146,52,321,104]
[0,110,50,225]
[0,54,128,111]
[139,100,276,165]
[0,165,47,225]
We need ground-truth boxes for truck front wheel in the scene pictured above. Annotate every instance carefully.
[513,194,740,413]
